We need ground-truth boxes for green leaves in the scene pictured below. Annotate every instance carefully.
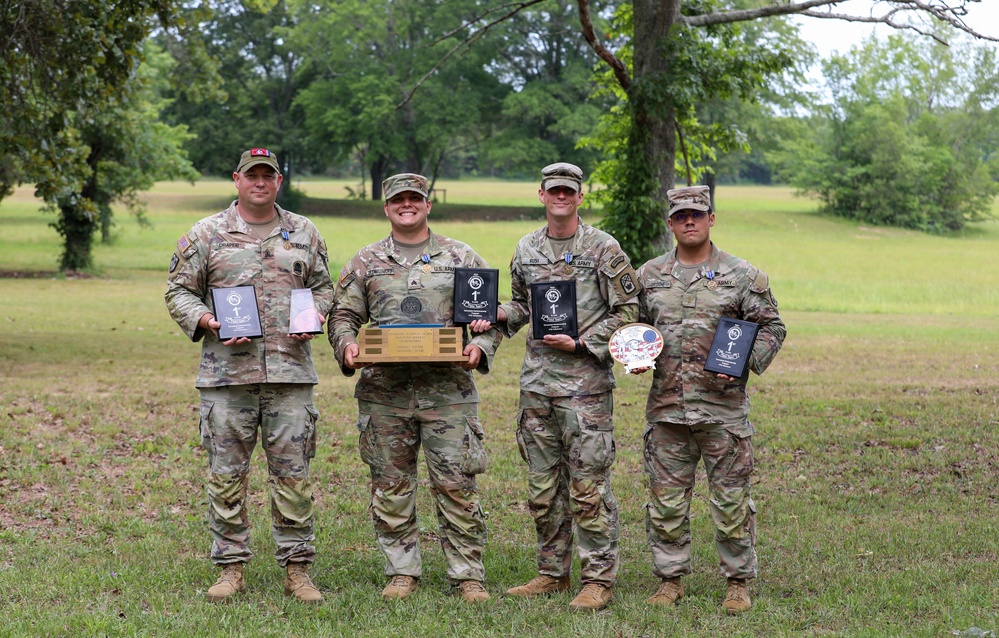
[792,32,999,233]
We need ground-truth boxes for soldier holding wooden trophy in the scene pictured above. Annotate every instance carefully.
[328,173,502,603]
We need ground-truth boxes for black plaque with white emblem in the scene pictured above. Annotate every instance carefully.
[530,280,578,339]
[453,268,499,324]
[211,285,263,340]
[704,317,760,377]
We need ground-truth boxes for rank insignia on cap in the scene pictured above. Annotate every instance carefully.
[250,148,271,157]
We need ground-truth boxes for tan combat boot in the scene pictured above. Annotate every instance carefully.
[505,574,571,597]
[722,578,751,614]
[284,562,323,604]
[569,583,612,611]
[457,580,490,603]
[206,563,245,603]
[381,575,419,600]
[647,577,683,606]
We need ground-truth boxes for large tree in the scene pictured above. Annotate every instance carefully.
[576,0,999,260]
[292,0,507,199]
[1,0,203,271]
[783,32,999,232]
[158,0,320,204]
[434,0,997,259]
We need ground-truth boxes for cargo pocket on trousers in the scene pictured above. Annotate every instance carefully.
[461,415,488,475]
[305,405,320,460]
[356,413,376,468]
[575,412,615,473]
[198,400,216,457]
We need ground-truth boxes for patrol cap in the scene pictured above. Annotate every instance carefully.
[383,173,430,200]
[236,148,281,174]
[541,162,583,193]
[667,185,712,217]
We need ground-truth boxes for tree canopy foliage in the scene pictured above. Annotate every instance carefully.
[779,33,999,232]
[2,0,203,270]
[4,0,999,270]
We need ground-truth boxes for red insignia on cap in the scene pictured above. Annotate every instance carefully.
[250,148,270,156]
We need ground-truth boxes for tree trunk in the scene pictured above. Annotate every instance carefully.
[632,0,680,253]
[278,148,292,208]
[370,154,389,201]
[56,202,97,272]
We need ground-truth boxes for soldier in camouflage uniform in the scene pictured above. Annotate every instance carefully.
[495,162,639,611]
[634,185,785,614]
[328,173,502,603]
[165,148,334,604]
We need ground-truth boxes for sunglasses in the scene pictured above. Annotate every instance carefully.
[671,211,708,223]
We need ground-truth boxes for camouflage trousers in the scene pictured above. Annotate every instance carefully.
[515,391,619,586]
[198,384,319,567]
[357,399,488,583]
[643,420,757,581]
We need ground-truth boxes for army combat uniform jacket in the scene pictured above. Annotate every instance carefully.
[165,201,335,388]
[501,218,640,396]
[636,243,786,432]
[329,231,503,408]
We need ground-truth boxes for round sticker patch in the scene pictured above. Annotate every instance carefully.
[401,296,423,317]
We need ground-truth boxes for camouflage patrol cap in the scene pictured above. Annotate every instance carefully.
[667,185,712,217]
[236,148,281,173]
[541,162,583,193]
[383,173,430,200]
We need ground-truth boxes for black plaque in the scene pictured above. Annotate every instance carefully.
[211,285,263,340]
[289,288,323,335]
[704,317,760,377]
[453,268,499,324]
[530,280,578,339]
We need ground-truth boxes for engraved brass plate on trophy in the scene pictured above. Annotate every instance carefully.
[353,326,469,363]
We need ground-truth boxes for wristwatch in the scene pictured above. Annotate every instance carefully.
[573,338,584,354]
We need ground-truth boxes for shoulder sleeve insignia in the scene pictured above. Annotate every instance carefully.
[178,232,198,258]
[750,267,770,294]
[612,265,641,300]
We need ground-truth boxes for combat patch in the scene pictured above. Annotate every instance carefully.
[612,266,640,299]
[169,252,180,273]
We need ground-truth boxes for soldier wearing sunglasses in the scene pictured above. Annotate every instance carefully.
[632,185,786,614]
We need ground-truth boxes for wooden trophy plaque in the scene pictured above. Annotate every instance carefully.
[353,326,469,363]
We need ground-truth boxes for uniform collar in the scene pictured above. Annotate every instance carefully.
[223,200,292,238]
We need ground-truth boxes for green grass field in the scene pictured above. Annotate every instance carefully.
[1,181,998,636]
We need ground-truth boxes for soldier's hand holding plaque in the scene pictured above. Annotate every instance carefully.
[453,268,499,324]
[530,280,578,339]
[211,285,263,340]
[704,317,760,378]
